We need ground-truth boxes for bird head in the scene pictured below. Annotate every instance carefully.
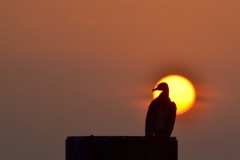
[152,82,169,93]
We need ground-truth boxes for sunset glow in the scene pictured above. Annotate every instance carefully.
[153,75,196,115]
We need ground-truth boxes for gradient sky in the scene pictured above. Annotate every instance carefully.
[1,1,240,159]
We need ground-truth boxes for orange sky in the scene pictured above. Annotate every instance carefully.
[1,1,240,159]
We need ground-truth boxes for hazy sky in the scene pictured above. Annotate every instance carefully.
[1,1,240,159]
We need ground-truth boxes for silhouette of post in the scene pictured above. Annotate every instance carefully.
[66,136,178,160]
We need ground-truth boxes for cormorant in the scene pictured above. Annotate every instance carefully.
[145,82,177,137]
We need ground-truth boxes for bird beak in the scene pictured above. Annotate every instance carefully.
[152,88,161,92]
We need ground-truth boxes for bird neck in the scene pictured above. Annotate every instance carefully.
[160,90,169,98]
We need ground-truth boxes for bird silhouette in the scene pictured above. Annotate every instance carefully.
[145,82,177,137]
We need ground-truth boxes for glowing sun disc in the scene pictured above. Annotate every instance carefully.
[153,75,196,115]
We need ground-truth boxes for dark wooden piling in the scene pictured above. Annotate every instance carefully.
[66,136,178,160]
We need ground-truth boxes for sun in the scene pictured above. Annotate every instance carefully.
[153,75,196,115]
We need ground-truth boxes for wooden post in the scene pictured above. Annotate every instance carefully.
[66,136,178,160]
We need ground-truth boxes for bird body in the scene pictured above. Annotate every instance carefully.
[145,83,176,137]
